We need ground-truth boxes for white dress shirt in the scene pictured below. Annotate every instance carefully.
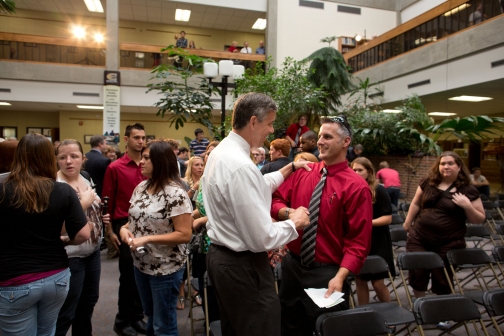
[202,131,298,252]
[240,47,252,54]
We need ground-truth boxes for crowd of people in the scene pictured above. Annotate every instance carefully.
[0,92,492,336]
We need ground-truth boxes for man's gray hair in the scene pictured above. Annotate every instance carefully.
[257,147,265,155]
[90,135,106,148]
[232,93,277,131]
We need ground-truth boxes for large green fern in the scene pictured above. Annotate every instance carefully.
[0,0,16,14]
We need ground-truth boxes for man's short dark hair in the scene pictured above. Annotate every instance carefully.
[354,144,364,151]
[301,130,317,141]
[180,30,186,34]
[232,93,277,131]
[179,147,188,154]
[125,123,145,137]
[194,128,204,136]
[90,135,105,148]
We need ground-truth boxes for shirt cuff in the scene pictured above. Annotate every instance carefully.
[271,202,286,220]
[269,171,284,186]
[340,254,365,275]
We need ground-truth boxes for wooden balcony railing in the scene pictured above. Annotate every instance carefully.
[0,32,266,69]
[344,0,504,72]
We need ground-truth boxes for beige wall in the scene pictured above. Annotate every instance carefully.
[0,110,59,139]
[59,110,219,153]
[0,9,265,51]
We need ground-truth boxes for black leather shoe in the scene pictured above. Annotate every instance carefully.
[113,324,138,336]
[131,320,147,335]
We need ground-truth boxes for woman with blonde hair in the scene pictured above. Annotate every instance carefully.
[0,134,90,335]
[294,152,318,163]
[351,157,395,305]
[177,155,205,309]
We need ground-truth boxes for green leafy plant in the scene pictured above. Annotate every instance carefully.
[0,0,16,14]
[147,46,216,131]
[427,116,504,143]
[234,57,327,135]
[304,37,354,112]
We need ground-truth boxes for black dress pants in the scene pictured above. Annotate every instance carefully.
[207,244,280,336]
[279,253,351,336]
[113,219,144,327]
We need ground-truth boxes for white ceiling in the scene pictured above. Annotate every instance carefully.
[14,0,267,33]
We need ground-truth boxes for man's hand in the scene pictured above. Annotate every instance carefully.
[77,186,96,210]
[325,276,344,297]
[289,206,310,230]
[293,161,313,172]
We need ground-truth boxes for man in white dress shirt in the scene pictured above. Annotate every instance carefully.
[202,93,310,336]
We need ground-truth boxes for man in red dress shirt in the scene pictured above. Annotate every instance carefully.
[103,123,147,336]
[271,116,373,336]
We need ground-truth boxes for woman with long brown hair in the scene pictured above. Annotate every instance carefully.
[351,157,395,305]
[404,151,484,298]
[0,134,90,335]
[119,139,192,335]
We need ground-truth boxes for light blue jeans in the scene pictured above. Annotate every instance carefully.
[0,268,71,336]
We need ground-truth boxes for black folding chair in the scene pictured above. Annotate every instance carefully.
[482,288,504,336]
[396,252,454,309]
[356,255,415,336]
[399,192,407,203]
[447,248,502,305]
[203,272,222,336]
[399,202,410,219]
[492,246,504,285]
[187,256,204,336]
[390,229,407,257]
[315,307,391,336]
[413,294,489,336]
[389,214,404,231]
[465,224,492,249]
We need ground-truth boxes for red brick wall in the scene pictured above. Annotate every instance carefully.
[366,155,438,201]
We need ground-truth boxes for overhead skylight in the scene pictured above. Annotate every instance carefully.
[428,112,457,116]
[77,105,104,110]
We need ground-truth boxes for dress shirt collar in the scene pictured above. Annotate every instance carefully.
[321,159,349,176]
[121,152,139,166]
[227,131,250,154]
[91,148,101,153]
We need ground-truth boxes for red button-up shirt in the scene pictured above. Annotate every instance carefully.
[271,160,373,274]
[102,152,147,221]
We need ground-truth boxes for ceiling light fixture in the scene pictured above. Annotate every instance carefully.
[428,112,457,116]
[448,95,493,102]
[382,109,402,113]
[72,26,86,39]
[252,18,267,30]
[444,3,470,16]
[175,9,191,22]
[355,35,362,42]
[0,102,12,106]
[77,105,104,109]
[83,0,104,13]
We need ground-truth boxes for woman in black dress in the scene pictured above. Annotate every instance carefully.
[351,157,395,305]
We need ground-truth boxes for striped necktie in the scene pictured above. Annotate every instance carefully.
[300,167,328,265]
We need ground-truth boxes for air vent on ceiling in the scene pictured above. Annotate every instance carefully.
[73,92,100,97]
[0,88,11,92]
[491,59,504,68]
[338,5,361,14]
[408,79,431,89]
[299,0,324,9]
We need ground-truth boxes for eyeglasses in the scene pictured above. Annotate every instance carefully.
[252,153,260,156]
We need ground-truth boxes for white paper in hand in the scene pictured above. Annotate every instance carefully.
[304,288,345,308]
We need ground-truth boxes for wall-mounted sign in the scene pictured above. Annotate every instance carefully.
[104,71,120,85]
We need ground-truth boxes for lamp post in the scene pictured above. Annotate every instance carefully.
[203,60,244,140]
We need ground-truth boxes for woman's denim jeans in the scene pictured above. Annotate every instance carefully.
[0,268,71,336]
[134,266,184,336]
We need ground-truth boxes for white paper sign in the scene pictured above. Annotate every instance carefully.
[103,85,120,135]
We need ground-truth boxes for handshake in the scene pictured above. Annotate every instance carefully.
[287,207,311,230]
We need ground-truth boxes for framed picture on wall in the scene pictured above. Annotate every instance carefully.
[42,128,51,136]
[27,127,42,134]
[84,135,93,144]
[1,126,17,139]
[146,135,156,142]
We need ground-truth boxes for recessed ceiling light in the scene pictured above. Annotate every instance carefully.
[94,33,104,43]
[77,105,104,109]
[175,9,191,22]
[252,18,267,30]
[444,3,470,16]
[428,112,457,116]
[72,26,86,39]
[448,95,493,102]
[0,102,11,106]
[83,0,104,13]
[382,109,402,113]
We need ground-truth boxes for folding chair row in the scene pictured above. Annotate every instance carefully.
[203,272,222,336]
